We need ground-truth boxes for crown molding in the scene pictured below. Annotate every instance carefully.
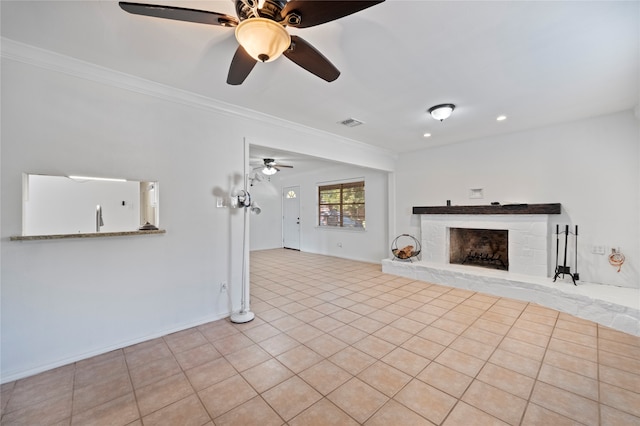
[1,38,397,166]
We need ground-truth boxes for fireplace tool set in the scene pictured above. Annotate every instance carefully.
[553,224,579,285]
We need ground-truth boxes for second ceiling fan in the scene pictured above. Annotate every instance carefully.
[119,0,384,85]
[254,158,292,175]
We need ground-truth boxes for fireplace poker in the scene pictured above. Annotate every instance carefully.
[574,225,579,281]
[554,224,559,273]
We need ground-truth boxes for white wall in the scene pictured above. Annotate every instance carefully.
[0,42,395,381]
[251,164,389,263]
[395,111,640,289]
[248,174,286,251]
[1,60,242,381]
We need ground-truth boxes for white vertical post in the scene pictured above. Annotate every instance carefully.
[230,139,254,323]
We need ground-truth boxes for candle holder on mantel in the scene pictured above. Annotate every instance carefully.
[391,234,421,262]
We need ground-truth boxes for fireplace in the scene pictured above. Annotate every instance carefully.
[449,228,509,270]
[412,206,560,277]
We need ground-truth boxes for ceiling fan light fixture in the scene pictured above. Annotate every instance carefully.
[262,166,277,175]
[428,104,456,121]
[235,17,291,62]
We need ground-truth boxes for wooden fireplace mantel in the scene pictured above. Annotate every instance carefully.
[412,203,561,215]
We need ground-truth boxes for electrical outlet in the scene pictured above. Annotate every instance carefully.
[337,242,343,248]
[220,282,228,292]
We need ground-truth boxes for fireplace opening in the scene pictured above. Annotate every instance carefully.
[449,228,509,270]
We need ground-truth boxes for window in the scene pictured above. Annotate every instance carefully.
[318,181,365,228]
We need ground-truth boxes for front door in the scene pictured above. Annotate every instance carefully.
[283,186,300,250]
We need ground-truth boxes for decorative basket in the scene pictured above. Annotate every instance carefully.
[391,234,421,262]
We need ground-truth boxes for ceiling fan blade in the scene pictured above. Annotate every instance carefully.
[227,45,257,85]
[280,0,384,28]
[276,164,294,168]
[283,36,340,82]
[119,2,238,27]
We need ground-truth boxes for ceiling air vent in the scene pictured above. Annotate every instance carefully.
[338,118,364,128]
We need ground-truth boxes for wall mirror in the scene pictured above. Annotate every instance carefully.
[22,173,159,236]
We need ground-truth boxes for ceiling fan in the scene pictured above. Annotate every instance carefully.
[119,0,384,85]
[254,158,293,175]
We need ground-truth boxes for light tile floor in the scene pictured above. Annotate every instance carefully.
[2,249,639,425]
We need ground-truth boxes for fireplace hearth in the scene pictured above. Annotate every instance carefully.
[382,202,638,336]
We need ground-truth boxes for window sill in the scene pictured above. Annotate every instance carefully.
[315,226,366,233]
[10,229,166,241]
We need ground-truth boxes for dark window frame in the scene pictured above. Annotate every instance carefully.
[318,181,365,229]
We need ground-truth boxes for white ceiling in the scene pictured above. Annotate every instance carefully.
[2,0,639,161]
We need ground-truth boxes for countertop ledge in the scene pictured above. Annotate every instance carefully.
[10,229,166,241]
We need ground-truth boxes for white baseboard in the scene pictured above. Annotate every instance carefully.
[1,311,229,384]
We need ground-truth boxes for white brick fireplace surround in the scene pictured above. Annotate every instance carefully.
[421,214,549,276]
[382,204,639,336]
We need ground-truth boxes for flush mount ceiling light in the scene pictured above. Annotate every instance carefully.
[423,133,432,138]
[235,17,291,62]
[428,104,456,121]
[496,115,507,121]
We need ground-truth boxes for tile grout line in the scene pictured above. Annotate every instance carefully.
[124,347,147,425]
[436,289,506,426]
[596,324,601,426]
[69,360,77,424]
[516,302,559,426]
[162,333,216,425]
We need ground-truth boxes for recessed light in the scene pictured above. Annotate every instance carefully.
[423,133,432,138]
[496,115,507,121]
